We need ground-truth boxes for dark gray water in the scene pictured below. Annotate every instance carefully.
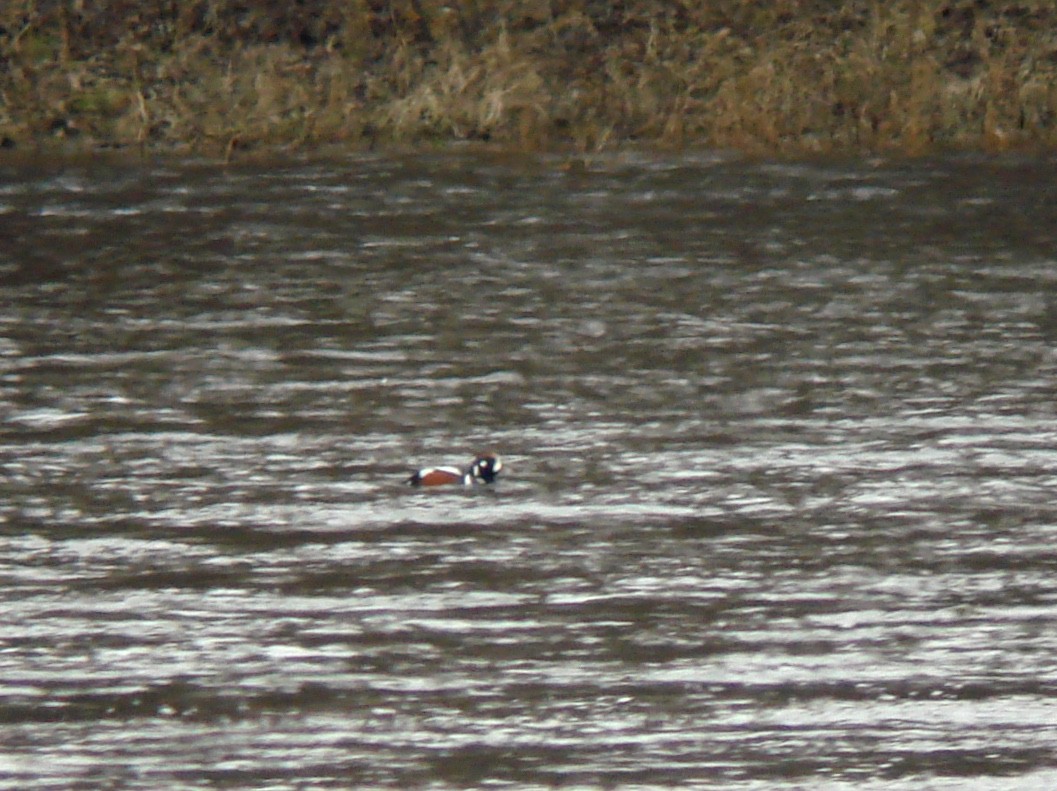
[3,150,1057,789]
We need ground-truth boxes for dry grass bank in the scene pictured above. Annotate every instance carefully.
[2,0,1056,156]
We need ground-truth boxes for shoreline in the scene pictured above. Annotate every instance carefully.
[3,1,1056,159]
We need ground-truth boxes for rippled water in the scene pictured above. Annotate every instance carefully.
[3,150,1057,788]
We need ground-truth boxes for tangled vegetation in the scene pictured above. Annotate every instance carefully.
[2,0,1056,156]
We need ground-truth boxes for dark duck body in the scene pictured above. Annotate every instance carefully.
[406,454,503,487]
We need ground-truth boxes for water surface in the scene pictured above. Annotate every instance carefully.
[2,150,1057,788]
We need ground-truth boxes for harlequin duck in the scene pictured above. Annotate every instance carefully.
[406,453,503,487]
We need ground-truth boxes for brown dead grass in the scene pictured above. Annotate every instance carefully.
[2,0,1057,156]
